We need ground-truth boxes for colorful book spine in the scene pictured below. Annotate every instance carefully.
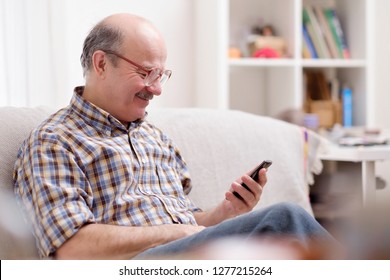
[313,5,339,59]
[342,86,353,127]
[302,38,312,59]
[302,25,318,58]
[324,8,350,59]
[303,6,331,59]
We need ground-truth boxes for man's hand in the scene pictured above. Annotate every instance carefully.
[224,167,268,216]
[194,166,268,227]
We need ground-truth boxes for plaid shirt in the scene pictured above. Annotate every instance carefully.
[13,87,200,258]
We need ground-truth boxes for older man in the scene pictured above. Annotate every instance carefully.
[13,13,336,260]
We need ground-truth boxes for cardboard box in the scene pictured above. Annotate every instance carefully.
[304,100,342,128]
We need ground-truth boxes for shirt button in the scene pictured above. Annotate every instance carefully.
[105,130,110,136]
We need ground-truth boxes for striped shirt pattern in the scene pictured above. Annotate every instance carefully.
[13,86,200,258]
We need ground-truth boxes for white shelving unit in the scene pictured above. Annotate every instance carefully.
[195,0,375,127]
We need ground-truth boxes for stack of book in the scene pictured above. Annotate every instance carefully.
[302,5,350,59]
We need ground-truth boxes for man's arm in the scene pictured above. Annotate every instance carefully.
[194,167,268,227]
[55,223,205,259]
[56,169,266,259]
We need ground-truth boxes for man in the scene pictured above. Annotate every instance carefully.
[13,13,336,260]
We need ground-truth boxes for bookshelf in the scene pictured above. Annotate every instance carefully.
[194,0,375,127]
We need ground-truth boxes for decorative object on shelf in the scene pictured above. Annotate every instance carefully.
[303,70,342,128]
[228,47,242,58]
[252,47,280,58]
[247,24,287,58]
[303,114,320,132]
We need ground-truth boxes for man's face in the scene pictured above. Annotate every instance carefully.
[103,48,166,124]
[87,19,169,125]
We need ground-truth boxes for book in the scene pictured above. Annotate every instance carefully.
[342,86,353,127]
[303,6,331,59]
[302,25,317,58]
[302,37,312,58]
[324,8,350,59]
[313,5,339,59]
[303,8,321,58]
[305,22,323,58]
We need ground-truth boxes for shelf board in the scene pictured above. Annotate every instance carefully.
[301,59,367,68]
[229,58,367,68]
[229,58,296,67]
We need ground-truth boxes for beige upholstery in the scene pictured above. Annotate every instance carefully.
[0,106,55,259]
[0,106,324,259]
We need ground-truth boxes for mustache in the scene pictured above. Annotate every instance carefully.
[135,91,154,100]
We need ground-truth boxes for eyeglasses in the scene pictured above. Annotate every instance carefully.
[102,50,172,87]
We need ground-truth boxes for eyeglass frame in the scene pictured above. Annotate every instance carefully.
[101,50,172,87]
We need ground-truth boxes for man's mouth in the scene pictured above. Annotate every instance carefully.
[136,92,154,101]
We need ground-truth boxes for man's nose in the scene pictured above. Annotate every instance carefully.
[145,80,162,95]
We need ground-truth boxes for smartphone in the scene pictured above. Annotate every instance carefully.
[233,160,273,199]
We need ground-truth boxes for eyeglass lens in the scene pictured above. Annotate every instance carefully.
[144,69,171,87]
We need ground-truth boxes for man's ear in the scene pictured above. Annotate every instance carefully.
[92,50,107,78]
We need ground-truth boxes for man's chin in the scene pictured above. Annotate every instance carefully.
[133,108,147,120]
[117,108,146,124]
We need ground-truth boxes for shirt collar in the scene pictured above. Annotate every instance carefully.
[71,86,129,134]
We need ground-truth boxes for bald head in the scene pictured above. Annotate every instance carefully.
[102,13,155,31]
[80,13,166,77]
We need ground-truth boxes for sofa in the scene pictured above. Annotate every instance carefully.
[0,106,324,259]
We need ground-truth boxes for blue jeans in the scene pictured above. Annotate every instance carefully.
[135,202,337,259]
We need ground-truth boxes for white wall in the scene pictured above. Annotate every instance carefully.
[43,0,196,110]
[374,0,390,129]
[374,0,390,203]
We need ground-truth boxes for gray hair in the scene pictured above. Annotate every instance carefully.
[80,23,123,76]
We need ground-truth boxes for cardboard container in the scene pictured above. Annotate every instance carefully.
[304,100,342,128]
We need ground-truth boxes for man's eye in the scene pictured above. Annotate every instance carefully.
[137,71,148,78]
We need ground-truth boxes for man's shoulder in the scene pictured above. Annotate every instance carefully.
[27,107,75,142]
[14,107,76,164]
